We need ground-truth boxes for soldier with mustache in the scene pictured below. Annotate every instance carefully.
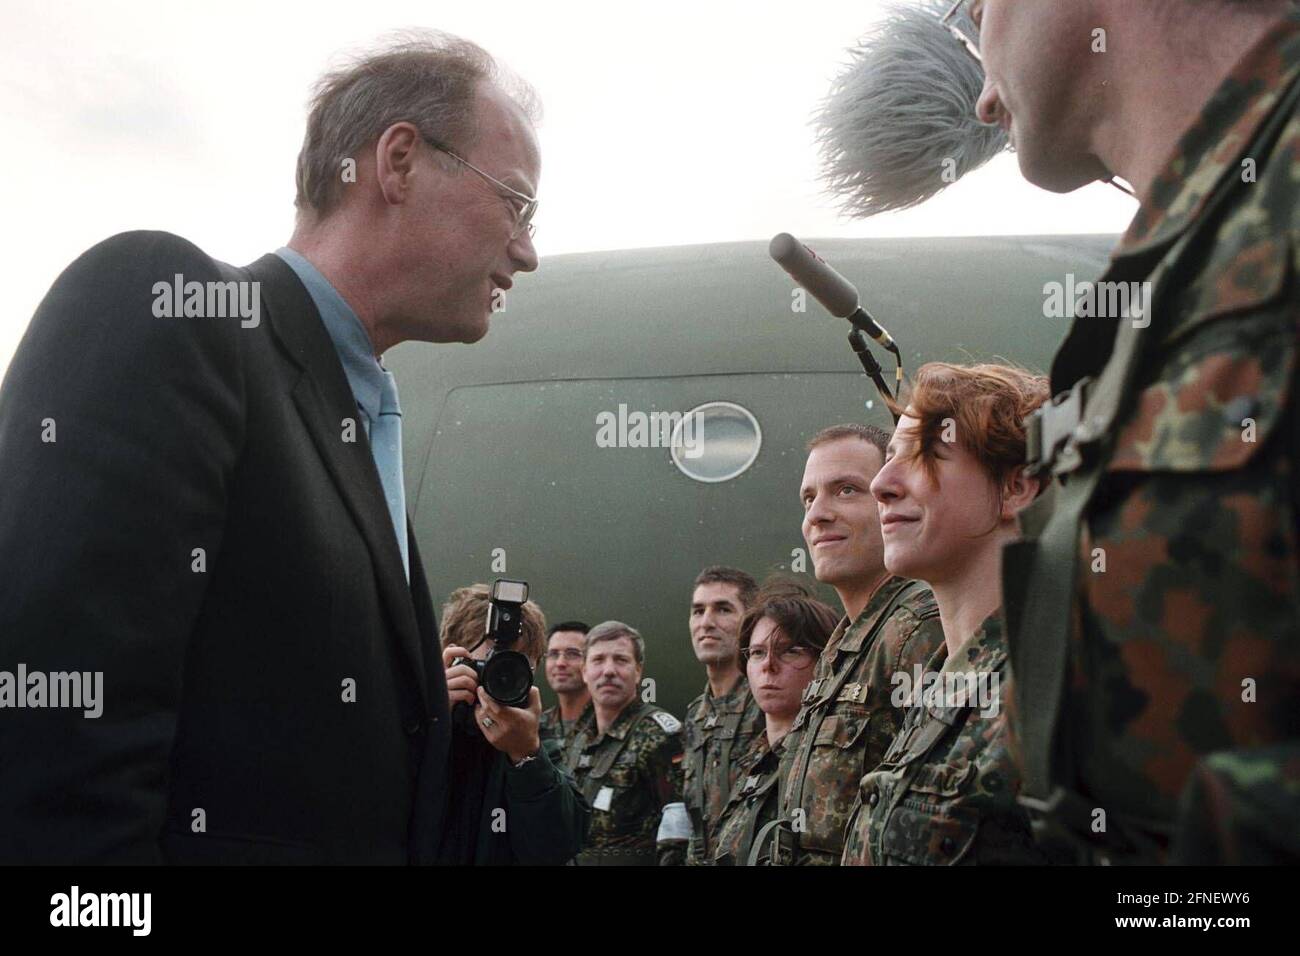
[565,621,688,865]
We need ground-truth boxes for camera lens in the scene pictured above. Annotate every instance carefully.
[482,651,532,707]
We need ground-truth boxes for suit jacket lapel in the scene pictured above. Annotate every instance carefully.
[245,253,428,714]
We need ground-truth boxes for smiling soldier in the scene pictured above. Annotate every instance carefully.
[682,566,764,864]
[761,424,944,866]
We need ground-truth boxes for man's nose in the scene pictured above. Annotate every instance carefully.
[509,231,539,273]
[805,491,833,525]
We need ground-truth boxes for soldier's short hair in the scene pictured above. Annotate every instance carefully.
[584,621,645,665]
[439,583,548,666]
[888,361,1050,493]
[691,566,757,608]
[738,578,839,659]
[806,423,891,464]
[547,620,591,638]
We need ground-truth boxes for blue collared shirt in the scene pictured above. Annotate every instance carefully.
[276,247,386,429]
[275,247,409,578]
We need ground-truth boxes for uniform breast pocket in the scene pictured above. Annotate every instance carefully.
[799,710,873,851]
[604,763,639,790]
[881,801,980,866]
[882,761,979,865]
[1087,289,1300,714]
[598,764,639,801]
[812,711,870,750]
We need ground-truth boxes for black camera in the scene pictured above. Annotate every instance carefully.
[452,579,533,709]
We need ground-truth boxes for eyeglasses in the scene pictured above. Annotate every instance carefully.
[428,140,538,241]
[545,648,584,662]
[739,643,816,669]
[941,0,983,65]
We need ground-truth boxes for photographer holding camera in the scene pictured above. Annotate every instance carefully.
[438,581,590,865]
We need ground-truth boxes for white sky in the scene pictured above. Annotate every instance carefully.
[0,0,1137,376]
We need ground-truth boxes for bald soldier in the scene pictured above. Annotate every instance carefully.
[948,0,1300,863]
[564,621,689,865]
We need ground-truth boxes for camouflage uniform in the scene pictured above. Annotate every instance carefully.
[841,613,1051,865]
[709,731,787,866]
[766,576,944,865]
[565,699,687,865]
[682,676,764,863]
[1004,11,1300,864]
[540,700,594,756]
[1170,746,1300,865]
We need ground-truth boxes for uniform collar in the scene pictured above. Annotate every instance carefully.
[942,610,1007,673]
[739,731,777,772]
[1118,9,1300,258]
[834,575,909,654]
[923,611,1007,725]
[598,699,645,742]
[698,675,750,712]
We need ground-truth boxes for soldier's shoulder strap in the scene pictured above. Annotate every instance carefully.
[737,756,786,867]
[711,703,754,809]
[894,579,940,623]
[746,818,784,868]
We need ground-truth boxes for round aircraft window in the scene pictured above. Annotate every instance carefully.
[670,402,762,483]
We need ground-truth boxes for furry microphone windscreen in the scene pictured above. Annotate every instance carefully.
[815,0,1008,218]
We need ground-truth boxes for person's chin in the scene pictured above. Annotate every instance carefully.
[812,559,856,587]
[457,316,491,344]
[1018,143,1101,195]
[883,544,927,582]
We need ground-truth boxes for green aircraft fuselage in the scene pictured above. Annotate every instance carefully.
[386,235,1115,719]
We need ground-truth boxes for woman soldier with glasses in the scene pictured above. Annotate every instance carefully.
[710,580,838,866]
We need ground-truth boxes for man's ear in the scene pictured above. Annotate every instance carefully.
[374,122,424,207]
[1000,464,1041,521]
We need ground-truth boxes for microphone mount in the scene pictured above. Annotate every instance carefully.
[769,233,904,423]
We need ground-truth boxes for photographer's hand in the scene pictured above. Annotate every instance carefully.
[475,685,542,764]
[442,644,480,708]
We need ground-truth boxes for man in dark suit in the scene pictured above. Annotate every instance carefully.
[0,30,540,863]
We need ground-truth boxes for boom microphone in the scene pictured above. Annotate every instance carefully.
[814,0,1006,218]
[769,232,904,420]
[768,232,897,354]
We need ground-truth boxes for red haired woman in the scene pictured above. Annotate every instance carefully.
[841,361,1058,865]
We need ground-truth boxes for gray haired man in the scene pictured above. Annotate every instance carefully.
[564,622,690,865]
[0,31,539,863]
